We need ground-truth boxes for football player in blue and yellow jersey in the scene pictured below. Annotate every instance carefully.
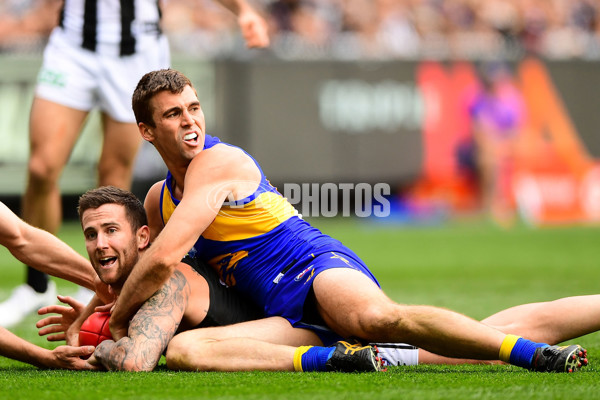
[109,69,587,373]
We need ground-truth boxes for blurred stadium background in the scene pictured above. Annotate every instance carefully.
[1,0,600,227]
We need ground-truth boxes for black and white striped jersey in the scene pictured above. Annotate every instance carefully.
[58,0,162,55]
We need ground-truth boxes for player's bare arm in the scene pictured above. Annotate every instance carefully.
[94,269,190,371]
[0,325,97,370]
[110,145,259,338]
[0,202,96,289]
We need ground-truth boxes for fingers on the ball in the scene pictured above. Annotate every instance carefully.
[94,303,113,312]
[78,345,95,355]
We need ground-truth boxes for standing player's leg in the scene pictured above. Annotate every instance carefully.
[24,98,88,235]
[0,98,88,327]
[97,114,142,189]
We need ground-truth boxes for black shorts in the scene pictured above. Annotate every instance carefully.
[181,256,263,328]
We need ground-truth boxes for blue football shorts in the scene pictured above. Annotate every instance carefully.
[264,247,380,346]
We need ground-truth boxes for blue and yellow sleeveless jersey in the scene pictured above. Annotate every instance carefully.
[159,134,378,321]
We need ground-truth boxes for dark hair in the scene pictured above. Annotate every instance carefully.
[132,69,193,127]
[78,186,148,231]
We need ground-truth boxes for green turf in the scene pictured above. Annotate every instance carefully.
[0,218,598,399]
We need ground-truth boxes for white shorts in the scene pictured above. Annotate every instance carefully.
[35,27,170,123]
[371,343,420,366]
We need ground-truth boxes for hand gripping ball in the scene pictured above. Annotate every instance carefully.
[79,311,113,347]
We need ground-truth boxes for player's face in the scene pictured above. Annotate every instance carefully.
[148,86,206,164]
[81,204,141,289]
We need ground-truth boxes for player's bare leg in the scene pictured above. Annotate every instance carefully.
[24,98,88,234]
[479,295,600,344]
[166,317,322,371]
[413,295,600,366]
[312,268,507,360]
[167,316,382,372]
[98,114,142,189]
[312,268,587,371]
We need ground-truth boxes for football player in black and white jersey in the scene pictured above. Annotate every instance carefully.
[0,0,269,328]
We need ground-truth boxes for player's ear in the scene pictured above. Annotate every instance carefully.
[137,225,150,250]
[139,123,155,142]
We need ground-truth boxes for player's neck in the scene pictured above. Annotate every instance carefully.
[168,173,185,200]
[111,285,122,296]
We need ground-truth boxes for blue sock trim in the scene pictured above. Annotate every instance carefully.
[301,347,336,372]
[509,338,548,368]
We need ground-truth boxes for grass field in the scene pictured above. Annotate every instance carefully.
[0,217,598,399]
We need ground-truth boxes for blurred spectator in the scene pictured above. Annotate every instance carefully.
[162,0,239,57]
[469,62,525,226]
[376,0,420,58]
[0,0,61,53]
[4,1,600,61]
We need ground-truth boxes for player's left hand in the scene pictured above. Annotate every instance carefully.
[37,295,85,342]
[238,9,270,48]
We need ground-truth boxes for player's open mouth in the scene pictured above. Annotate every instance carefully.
[99,256,117,267]
[183,132,198,143]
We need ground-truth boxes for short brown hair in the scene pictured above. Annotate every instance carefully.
[78,186,148,231]
[132,69,193,127]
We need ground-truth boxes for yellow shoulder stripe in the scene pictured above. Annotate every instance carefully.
[203,192,298,241]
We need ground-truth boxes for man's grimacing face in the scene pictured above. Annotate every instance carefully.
[145,85,207,162]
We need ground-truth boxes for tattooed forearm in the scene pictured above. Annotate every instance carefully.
[96,270,190,371]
